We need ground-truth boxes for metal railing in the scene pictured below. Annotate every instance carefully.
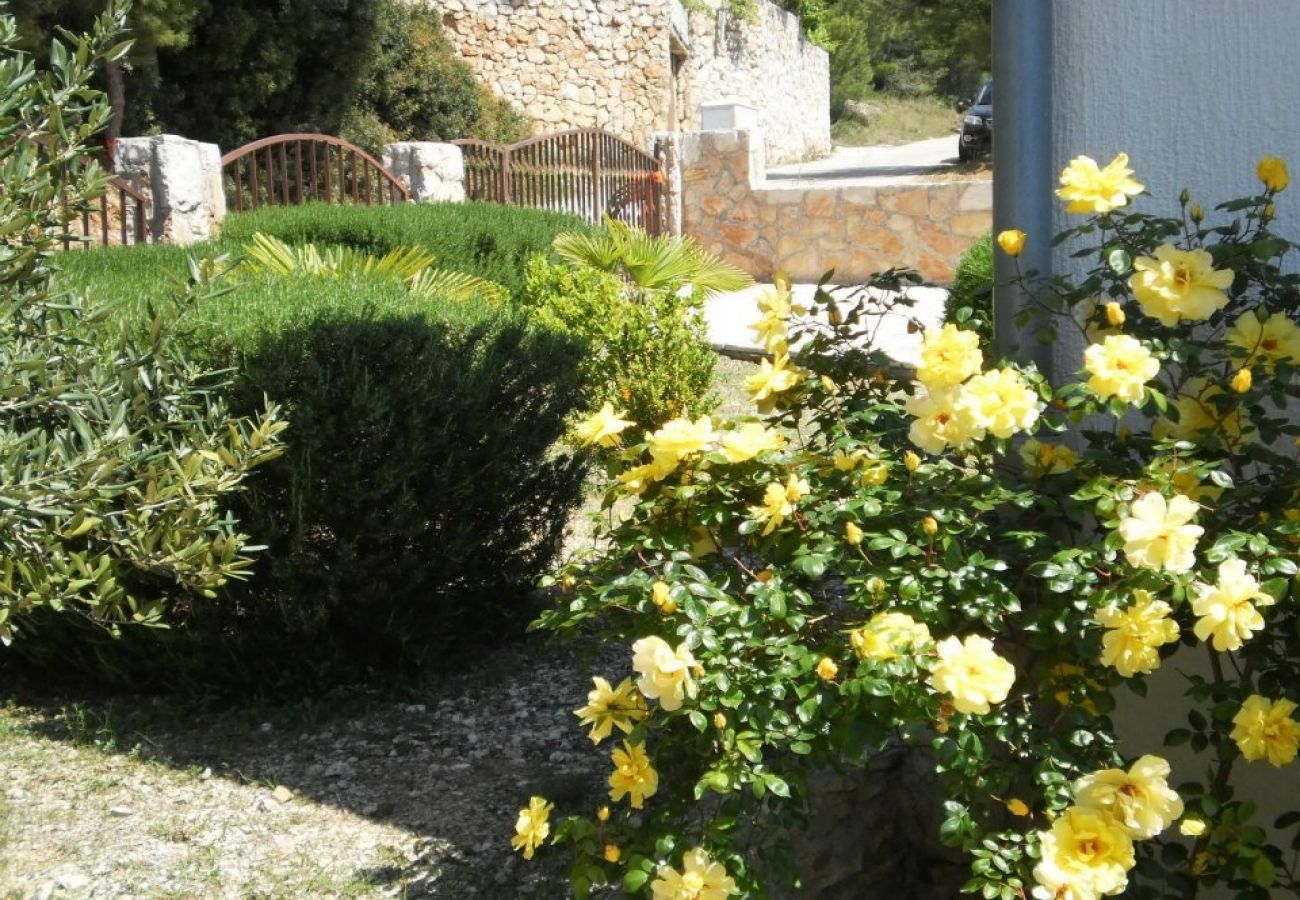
[221,133,410,212]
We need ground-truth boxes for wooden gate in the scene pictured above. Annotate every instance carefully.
[452,129,667,234]
[221,134,410,212]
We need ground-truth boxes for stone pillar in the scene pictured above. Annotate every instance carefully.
[113,135,224,246]
[651,131,684,236]
[381,142,465,203]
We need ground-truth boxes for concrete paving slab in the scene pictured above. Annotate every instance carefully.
[765,136,961,188]
[705,282,949,368]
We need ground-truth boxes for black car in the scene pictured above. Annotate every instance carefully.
[958,80,991,162]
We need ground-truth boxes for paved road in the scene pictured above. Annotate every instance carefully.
[765,135,959,187]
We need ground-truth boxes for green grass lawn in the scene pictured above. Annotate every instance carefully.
[832,93,960,147]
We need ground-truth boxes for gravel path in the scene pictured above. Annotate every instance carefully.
[0,639,621,900]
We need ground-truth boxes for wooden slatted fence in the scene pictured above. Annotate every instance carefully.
[452,129,667,234]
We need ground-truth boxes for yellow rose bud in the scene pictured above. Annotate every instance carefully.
[867,576,885,595]
[922,516,939,536]
[1257,155,1290,193]
[1005,798,1030,817]
[1231,367,1252,394]
[659,598,678,615]
[845,521,864,546]
[597,806,611,822]
[828,304,844,326]
[1190,203,1205,223]
[713,712,727,729]
[1179,187,1191,205]
[997,229,1027,257]
[1104,301,1125,327]
[904,451,921,473]
[1179,817,1207,837]
[651,581,671,607]
[1264,203,1277,221]
[604,844,621,863]
[816,657,838,681]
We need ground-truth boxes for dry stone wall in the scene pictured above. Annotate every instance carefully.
[680,0,830,164]
[681,129,991,283]
[422,0,671,144]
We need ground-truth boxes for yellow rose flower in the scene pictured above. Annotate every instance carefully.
[1224,309,1300,371]
[904,450,921,472]
[745,353,802,410]
[1117,492,1202,574]
[956,367,1042,440]
[604,844,622,863]
[647,416,716,464]
[1056,152,1144,214]
[632,635,697,711]
[1230,695,1300,767]
[1083,334,1160,405]
[832,448,866,471]
[815,657,838,681]
[1129,245,1234,326]
[845,521,864,546]
[574,402,634,448]
[1033,805,1136,899]
[1104,302,1126,327]
[1074,754,1184,839]
[719,422,785,463]
[1096,591,1180,677]
[907,388,982,455]
[850,611,932,662]
[608,740,659,809]
[1191,558,1273,651]
[997,229,1027,257]
[575,676,649,744]
[749,311,788,355]
[916,323,984,389]
[511,796,553,860]
[750,473,810,536]
[1257,155,1290,193]
[860,460,890,486]
[1230,367,1252,394]
[650,847,737,900]
[922,515,939,536]
[1020,439,1078,477]
[757,282,808,319]
[618,456,679,495]
[928,635,1017,715]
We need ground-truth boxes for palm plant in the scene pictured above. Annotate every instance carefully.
[552,217,752,298]
[240,232,507,304]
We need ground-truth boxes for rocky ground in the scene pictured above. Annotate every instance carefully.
[0,638,625,900]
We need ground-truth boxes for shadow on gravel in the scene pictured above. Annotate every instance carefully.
[1,635,619,898]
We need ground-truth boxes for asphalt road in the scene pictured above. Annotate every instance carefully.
[765,135,960,186]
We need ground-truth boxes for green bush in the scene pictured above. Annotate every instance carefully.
[522,256,717,433]
[219,202,592,299]
[12,272,590,684]
[0,6,284,648]
[949,232,993,341]
[342,0,529,151]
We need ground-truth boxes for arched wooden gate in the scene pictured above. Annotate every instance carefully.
[221,134,410,212]
[452,129,667,234]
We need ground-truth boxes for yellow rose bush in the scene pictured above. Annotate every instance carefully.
[518,157,1300,899]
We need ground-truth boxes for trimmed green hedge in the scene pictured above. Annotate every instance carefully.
[16,252,589,686]
[949,233,993,341]
[219,202,592,298]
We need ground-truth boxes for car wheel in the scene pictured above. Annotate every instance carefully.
[958,141,972,163]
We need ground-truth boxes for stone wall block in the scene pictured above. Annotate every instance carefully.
[382,142,466,203]
[113,134,224,245]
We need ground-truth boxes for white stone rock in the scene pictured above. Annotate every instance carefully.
[382,143,466,204]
